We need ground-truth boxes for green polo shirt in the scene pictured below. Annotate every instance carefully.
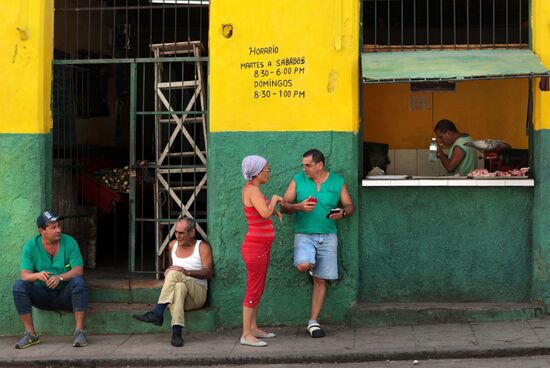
[20,234,83,289]
[294,171,345,234]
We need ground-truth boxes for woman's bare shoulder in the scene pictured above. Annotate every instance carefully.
[243,183,262,196]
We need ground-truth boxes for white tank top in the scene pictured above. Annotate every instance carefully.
[171,240,208,289]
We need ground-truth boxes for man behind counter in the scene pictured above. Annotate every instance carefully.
[434,119,477,176]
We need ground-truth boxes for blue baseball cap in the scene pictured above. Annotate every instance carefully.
[36,211,64,228]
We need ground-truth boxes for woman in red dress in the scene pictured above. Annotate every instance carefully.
[240,155,282,347]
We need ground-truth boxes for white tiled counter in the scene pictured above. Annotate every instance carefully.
[362,178,534,187]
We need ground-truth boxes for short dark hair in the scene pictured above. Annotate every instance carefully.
[303,149,325,164]
[434,119,458,134]
[176,217,196,231]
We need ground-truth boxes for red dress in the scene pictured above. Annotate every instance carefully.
[241,182,275,308]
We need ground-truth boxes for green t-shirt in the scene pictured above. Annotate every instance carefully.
[20,234,83,289]
[294,171,345,234]
[448,134,477,176]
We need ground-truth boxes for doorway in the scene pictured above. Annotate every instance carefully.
[52,0,209,278]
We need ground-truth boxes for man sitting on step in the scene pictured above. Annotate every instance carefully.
[12,211,89,349]
[133,217,213,347]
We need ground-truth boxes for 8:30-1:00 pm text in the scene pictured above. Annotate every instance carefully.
[254,90,306,99]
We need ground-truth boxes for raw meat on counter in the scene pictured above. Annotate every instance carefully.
[467,167,529,177]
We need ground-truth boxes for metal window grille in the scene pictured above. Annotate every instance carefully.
[363,0,529,52]
[54,0,209,60]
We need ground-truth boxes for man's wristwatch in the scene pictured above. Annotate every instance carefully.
[58,275,64,282]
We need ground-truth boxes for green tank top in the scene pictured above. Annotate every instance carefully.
[448,134,477,176]
[294,171,344,234]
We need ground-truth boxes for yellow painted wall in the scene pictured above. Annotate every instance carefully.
[532,0,550,131]
[0,0,53,134]
[363,79,529,149]
[209,0,359,132]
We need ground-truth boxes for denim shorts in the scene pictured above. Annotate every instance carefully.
[293,233,338,280]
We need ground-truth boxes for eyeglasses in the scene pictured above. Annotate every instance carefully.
[302,162,319,169]
[262,168,271,173]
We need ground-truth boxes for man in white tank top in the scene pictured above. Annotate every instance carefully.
[133,218,213,347]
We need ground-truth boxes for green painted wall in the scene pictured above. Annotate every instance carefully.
[360,187,532,302]
[0,133,51,334]
[532,129,550,308]
[207,132,359,328]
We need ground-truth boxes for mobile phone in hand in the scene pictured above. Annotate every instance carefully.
[326,208,342,218]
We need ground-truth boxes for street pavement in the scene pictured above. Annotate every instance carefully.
[127,358,550,368]
[2,317,550,367]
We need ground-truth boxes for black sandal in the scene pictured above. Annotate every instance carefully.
[307,322,325,338]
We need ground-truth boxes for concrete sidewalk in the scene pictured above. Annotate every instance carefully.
[3,317,550,367]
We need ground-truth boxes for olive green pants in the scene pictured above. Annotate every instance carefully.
[157,270,207,327]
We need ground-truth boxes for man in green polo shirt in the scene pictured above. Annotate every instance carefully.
[281,149,354,338]
[12,211,89,349]
[434,119,478,176]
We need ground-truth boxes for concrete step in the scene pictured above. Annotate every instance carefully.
[33,302,216,336]
[87,277,163,304]
[346,302,544,327]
